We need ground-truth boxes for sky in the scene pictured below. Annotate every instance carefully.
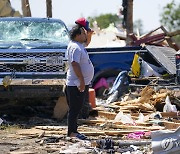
[11,0,178,32]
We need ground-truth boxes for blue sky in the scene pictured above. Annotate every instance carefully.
[11,0,178,32]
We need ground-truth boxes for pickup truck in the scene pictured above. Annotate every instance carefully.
[0,17,69,99]
[0,17,178,100]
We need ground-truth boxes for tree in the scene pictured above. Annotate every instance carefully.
[88,13,121,29]
[160,0,180,31]
[125,0,133,45]
[46,0,52,18]
[160,0,180,42]
[21,0,31,17]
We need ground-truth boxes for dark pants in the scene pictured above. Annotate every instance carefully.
[65,85,89,136]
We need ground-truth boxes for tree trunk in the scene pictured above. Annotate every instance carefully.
[126,0,133,46]
[46,0,52,18]
[21,0,31,17]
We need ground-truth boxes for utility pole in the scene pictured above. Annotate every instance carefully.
[21,0,31,17]
[122,0,133,46]
[46,0,52,18]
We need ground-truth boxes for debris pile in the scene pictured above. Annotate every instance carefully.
[1,85,179,153]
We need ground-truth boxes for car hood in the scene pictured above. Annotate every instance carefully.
[0,40,67,49]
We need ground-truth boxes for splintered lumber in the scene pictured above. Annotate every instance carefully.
[118,104,154,112]
[104,130,150,136]
[110,124,165,131]
[17,128,44,135]
[119,109,131,113]
[9,151,36,154]
[163,121,180,130]
[152,92,167,99]
[111,98,139,106]
[80,129,152,136]
[120,105,140,109]
[140,86,154,97]
[138,86,154,103]
[78,119,108,125]
[161,112,179,118]
[139,103,154,111]
[103,104,120,110]
[131,113,149,116]
[98,111,117,120]
[79,131,105,136]
[113,121,151,126]
[35,126,67,131]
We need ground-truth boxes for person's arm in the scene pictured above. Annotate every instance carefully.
[71,61,85,92]
[84,30,94,47]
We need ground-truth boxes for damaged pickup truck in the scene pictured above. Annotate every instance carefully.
[0,17,69,99]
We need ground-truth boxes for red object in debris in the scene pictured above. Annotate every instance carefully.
[131,33,165,46]
[89,88,96,108]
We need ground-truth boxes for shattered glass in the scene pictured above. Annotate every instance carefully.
[0,20,69,45]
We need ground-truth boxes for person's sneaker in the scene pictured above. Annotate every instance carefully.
[76,133,88,140]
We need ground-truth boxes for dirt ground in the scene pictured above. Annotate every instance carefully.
[0,98,153,154]
[0,119,153,154]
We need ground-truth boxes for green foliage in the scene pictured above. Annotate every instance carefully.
[160,0,180,43]
[88,13,121,29]
[160,0,180,31]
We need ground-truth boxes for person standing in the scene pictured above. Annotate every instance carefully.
[75,18,94,119]
[65,19,94,139]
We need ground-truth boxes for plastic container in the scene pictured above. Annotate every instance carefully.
[89,88,96,108]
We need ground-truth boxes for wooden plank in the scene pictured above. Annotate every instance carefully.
[98,111,117,120]
[111,99,139,106]
[163,121,180,130]
[35,126,67,131]
[78,119,108,124]
[152,92,167,99]
[111,124,164,131]
[104,130,150,136]
[79,131,105,136]
[161,112,179,118]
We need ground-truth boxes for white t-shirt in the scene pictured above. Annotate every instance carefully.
[65,41,94,86]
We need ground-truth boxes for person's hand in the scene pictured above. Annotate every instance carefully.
[85,30,95,47]
[87,30,94,36]
[78,80,85,92]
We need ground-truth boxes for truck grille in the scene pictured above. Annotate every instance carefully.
[0,64,64,72]
[0,52,65,73]
[0,52,63,58]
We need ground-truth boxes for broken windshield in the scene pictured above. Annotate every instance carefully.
[0,20,70,45]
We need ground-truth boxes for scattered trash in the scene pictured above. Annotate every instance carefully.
[127,131,145,139]
[114,111,135,125]
[106,71,130,103]
[163,95,177,112]
[0,118,3,125]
